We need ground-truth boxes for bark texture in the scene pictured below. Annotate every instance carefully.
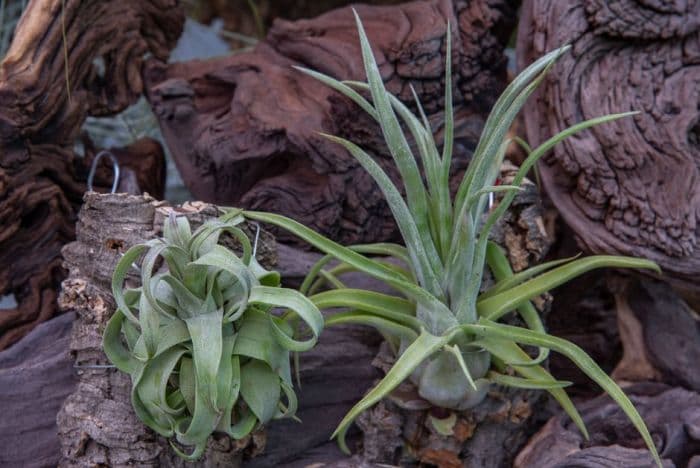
[516,0,700,300]
[56,193,272,466]
[515,383,700,468]
[0,0,182,349]
[146,0,517,246]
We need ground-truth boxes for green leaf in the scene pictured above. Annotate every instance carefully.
[243,211,453,324]
[475,336,588,438]
[310,289,420,331]
[240,360,280,424]
[478,255,660,321]
[331,330,450,453]
[444,344,478,391]
[324,311,419,342]
[484,241,548,366]
[233,308,289,372]
[136,346,188,421]
[351,10,444,288]
[465,321,661,467]
[320,133,444,299]
[112,244,148,324]
[185,310,224,409]
[249,285,323,352]
[487,371,572,389]
[103,310,138,374]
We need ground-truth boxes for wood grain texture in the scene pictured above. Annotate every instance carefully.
[516,0,700,299]
[0,0,181,349]
[0,312,76,468]
[515,383,700,468]
[146,0,517,246]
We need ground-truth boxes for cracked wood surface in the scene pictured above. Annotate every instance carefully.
[516,0,700,301]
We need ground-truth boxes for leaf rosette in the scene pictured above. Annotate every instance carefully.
[103,212,323,459]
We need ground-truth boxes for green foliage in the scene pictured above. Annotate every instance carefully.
[241,11,662,466]
[104,212,323,459]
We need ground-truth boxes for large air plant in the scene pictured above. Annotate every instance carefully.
[241,12,662,466]
[103,213,323,459]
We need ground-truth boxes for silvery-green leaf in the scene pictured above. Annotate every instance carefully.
[240,360,280,424]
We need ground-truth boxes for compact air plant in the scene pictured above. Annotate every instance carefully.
[241,12,663,466]
[103,212,323,459]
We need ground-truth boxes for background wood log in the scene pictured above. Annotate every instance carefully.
[612,277,700,392]
[0,312,76,468]
[514,383,700,468]
[0,0,183,349]
[145,0,517,246]
[516,0,700,302]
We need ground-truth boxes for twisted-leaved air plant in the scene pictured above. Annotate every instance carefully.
[103,212,323,459]
[238,12,662,466]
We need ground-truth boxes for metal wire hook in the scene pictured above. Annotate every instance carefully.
[87,150,120,193]
[252,222,261,258]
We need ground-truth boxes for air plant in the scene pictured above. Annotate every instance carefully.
[239,12,662,466]
[103,212,323,459]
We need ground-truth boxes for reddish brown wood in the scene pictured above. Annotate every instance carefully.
[146,0,517,246]
[516,0,700,300]
[0,0,182,349]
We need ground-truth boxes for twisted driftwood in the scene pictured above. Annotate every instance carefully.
[146,0,517,246]
[0,0,182,349]
[516,0,700,301]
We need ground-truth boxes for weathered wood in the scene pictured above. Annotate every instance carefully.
[146,0,517,246]
[612,277,700,392]
[515,383,700,468]
[516,0,700,301]
[0,0,183,349]
[0,312,76,468]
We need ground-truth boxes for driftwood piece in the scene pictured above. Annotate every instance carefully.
[516,0,700,301]
[0,0,182,349]
[146,0,516,246]
[0,312,76,468]
[611,277,700,392]
[515,383,700,468]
